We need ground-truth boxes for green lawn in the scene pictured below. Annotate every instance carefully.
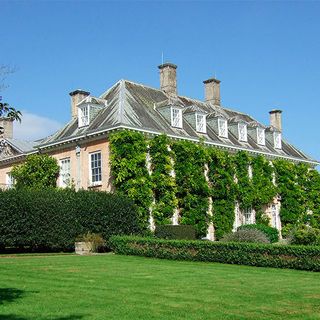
[0,254,319,320]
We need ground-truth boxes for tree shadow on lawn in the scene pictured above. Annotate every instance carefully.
[0,288,86,320]
[0,288,25,305]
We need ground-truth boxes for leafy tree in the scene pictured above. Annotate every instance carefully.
[11,154,60,189]
[0,102,21,121]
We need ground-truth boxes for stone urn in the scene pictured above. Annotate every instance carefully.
[75,241,93,255]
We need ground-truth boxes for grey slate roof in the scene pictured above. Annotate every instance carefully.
[38,79,318,165]
[6,138,37,153]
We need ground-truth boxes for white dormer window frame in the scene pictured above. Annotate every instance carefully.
[195,113,206,133]
[218,118,228,138]
[78,105,90,127]
[238,122,248,142]
[257,127,265,146]
[171,107,183,128]
[274,131,282,149]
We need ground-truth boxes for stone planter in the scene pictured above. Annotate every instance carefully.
[75,241,93,255]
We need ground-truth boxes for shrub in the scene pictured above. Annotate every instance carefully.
[0,188,142,252]
[155,225,196,240]
[221,229,270,244]
[109,236,320,271]
[76,232,105,252]
[11,154,60,189]
[289,226,320,246]
[238,224,279,243]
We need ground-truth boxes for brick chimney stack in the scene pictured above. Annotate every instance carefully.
[0,118,13,139]
[69,89,90,119]
[269,109,282,132]
[203,78,221,106]
[158,63,177,97]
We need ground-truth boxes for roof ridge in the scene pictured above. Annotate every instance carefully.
[123,79,257,120]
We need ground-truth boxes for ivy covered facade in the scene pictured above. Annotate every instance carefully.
[110,130,320,239]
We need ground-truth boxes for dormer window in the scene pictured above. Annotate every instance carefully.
[274,132,282,149]
[171,107,182,128]
[238,123,247,142]
[78,105,89,127]
[257,127,265,145]
[218,118,228,138]
[196,113,206,133]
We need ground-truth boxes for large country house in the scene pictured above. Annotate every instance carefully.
[0,63,318,237]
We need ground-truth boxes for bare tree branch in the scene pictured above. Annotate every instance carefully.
[0,64,17,92]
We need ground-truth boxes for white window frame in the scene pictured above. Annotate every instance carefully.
[5,172,15,189]
[195,113,206,133]
[243,207,254,225]
[257,127,265,146]
[218,118,228,138]
[238,122,248,142]
[171,107,183,128]
[78,105,90,127]
[59,158,71,188]
[89,151,102,186]
[274,132,282,149]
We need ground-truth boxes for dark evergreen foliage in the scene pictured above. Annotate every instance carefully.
[110,236,320,271]
[0,188,141,251]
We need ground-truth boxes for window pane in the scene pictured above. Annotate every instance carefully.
[59,158,71,188]
[90,152,102,184]
[239,123,247,141]
[172,108,182,128]
[196,114,206,133]
[218,118,227,137]
[257,127,265,145]
[274,132,282,149]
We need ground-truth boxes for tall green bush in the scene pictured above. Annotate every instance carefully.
[11,154,60,189]
[0,188,141,251]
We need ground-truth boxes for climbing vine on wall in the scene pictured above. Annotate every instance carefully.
[234,151,255,210]
[306,169,320,228]
[109,130,153,229]
[207,148,236,240]
[171,140,209,237]
[109,129,320,238]
[273,160,307,236]
[273,160,320,235]
[251,156,278,224]
[149,135,178,225]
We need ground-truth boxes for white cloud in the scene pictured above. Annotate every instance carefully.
[13,111,63,141]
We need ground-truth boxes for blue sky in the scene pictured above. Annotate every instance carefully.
[1,1,319,163]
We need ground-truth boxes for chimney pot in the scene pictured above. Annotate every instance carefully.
[0,118,13,139]
[203,78,221,106]
[158,63,177,97]
[69,89,90,119]
[269,109,282,132]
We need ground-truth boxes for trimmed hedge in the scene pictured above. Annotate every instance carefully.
[238,224,279,243]
[109,236,320,271]
[155,225,196,240]
[0,188,142,252]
